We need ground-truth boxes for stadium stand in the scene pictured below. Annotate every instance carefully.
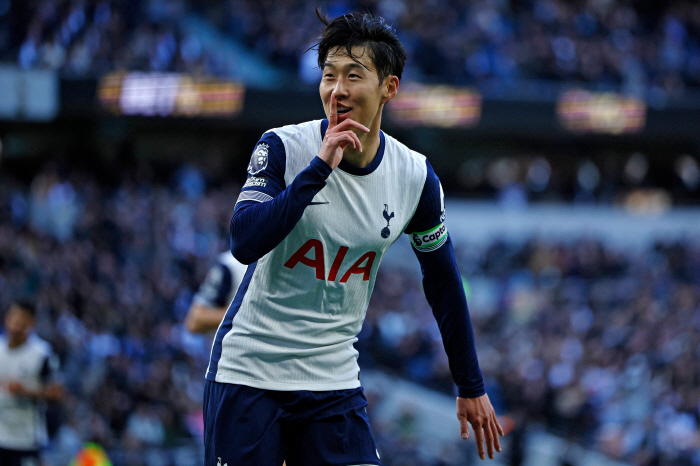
[0,163,698,465]
[3,0,700,96]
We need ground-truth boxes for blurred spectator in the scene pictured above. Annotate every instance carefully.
[3,0,700,99]
[124,403,165,447]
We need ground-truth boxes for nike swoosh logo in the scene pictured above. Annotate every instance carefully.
[309,202,329,205]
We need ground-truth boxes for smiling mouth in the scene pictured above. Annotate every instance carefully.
[337,106,352,114]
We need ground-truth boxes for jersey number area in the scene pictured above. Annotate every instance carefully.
[284,239,377,282]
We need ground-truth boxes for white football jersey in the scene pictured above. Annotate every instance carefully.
[207,120,444,391]
[0,335,54,450]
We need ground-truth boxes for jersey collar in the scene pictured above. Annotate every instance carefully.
[320,119,385,176]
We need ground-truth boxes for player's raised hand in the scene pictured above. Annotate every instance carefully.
[457,394,504,460]
[317,93,369,169]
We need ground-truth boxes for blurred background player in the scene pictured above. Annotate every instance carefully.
[0,300,64,466]
[185,252,247,334]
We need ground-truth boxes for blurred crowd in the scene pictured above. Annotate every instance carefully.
[360,235,700,465]
[1,162,699,466]
[0,163,236,461]
[2,0,222,77]
[451,150,700,209]
[220,0,700,97]
[3,0,700,97]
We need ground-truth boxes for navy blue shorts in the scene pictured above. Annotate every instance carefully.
[203,381,381,466]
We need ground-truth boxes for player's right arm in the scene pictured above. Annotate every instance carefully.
[230,104,368,264]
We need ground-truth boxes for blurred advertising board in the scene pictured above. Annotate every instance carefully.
[557,89,646,134]
[98,72,244,117]
[388,84,482,128]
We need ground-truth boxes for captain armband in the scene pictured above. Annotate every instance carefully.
[409,222,448,252]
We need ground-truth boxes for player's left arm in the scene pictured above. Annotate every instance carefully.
[405,160,504,460]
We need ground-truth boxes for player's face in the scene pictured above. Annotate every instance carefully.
[4,305,33,338]
[320,46,395,131]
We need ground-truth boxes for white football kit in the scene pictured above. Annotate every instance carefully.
[0,335,55,451]
[207,119,462,392]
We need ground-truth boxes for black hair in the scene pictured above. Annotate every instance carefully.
[12,299,36,318]
[315,9,407,84]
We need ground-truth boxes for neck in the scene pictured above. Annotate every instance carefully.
[8,334,27,349]
[341,107,383,168]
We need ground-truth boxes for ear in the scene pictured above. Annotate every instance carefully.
[381,76,399,104]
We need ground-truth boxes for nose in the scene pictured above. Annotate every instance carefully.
[333,78,349,98]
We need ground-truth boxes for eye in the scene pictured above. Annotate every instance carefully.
[349,73,360,78]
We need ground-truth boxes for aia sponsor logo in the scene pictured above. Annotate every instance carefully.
[284,239,377,282]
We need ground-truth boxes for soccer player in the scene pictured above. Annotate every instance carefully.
[185,252,248,333]
[0,300,64,466]
[204,11,504,465]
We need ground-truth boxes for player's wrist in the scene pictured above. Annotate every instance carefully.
[311,156,335,175]
[457,386,486,399]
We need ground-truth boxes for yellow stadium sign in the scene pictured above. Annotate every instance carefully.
[557,89,646,134]
[388,84,482,128]
[98,72,245,117]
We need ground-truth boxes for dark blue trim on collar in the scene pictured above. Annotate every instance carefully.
[319,119,385,176]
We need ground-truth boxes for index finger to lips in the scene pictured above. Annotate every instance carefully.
[329,93,338,128]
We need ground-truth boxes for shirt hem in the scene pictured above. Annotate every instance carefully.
[208,370,362,391]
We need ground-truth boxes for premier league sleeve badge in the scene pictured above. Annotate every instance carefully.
[248,143,269,175]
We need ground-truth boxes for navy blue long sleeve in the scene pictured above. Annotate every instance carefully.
[231,145,332,264]
[413,235,485,398]
[405,160,484,398]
